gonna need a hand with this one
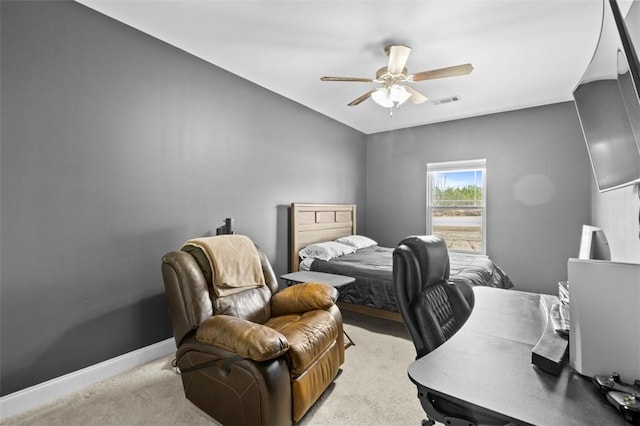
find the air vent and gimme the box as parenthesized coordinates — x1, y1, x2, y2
(431, 95, 461, 105)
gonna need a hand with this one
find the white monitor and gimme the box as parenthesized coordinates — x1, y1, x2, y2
(568, 258, 640, 380)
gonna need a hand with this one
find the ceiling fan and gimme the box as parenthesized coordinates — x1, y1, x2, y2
(321, 44, 473, 115)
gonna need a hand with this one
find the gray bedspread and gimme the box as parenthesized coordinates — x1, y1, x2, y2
(309, 245, 513, 312)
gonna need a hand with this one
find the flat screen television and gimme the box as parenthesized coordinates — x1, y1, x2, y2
(578, 224, 612, 260)
(573, 0, 640, 192)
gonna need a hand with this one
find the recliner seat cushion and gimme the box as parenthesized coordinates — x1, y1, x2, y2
(196, 315, 290, 362)
(265, 310, 338, 375)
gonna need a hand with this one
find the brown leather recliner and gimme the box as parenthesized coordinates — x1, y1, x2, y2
(161, 235, 345, 425)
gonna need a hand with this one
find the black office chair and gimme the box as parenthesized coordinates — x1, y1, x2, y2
(393, 235, 472, 359)
(394, 236, 512, 426)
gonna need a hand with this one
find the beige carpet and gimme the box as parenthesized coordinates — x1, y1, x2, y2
(2, 311, 429, 426)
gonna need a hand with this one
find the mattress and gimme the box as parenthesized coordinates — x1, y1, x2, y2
(308, 245, 514, 312)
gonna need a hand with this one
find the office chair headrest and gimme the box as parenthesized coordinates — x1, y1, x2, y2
(396, 235, 450, 287)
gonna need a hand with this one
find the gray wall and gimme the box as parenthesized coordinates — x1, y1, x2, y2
(365, 102, 592, 295)
(0, 1, 366, 396)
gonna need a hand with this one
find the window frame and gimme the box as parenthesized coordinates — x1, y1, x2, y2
(426, 159, 487, 255)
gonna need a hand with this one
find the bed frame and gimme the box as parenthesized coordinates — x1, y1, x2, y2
(290, 203, 403, 322)
(290, 203, 356, 272)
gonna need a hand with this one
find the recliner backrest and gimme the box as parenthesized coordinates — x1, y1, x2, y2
(161, 243, 278, 347)
(393, 236, 472, 359)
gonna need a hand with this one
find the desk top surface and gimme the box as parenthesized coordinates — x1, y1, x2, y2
(408, 287, 629, 426)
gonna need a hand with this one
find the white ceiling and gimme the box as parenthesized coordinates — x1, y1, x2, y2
(75, 0, 626, 135)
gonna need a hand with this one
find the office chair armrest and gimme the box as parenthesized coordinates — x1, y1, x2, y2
(196, 315, 289, 362)
(271, 282, 338, 316)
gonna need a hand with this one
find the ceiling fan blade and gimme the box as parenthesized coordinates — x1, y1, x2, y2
(411, 63, 474, 82)
(321, 76, 373, 82)
(405, 86, 428, 104)
(348, 90, 374, 106)
(387, 45, 412, 74)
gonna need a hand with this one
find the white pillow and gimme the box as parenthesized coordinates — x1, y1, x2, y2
(335, 235, 377, 250)
(299, 258, 315, 270)
(298, 241, 356, 261)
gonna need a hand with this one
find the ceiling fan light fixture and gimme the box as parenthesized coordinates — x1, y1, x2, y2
(371, 88, 395, 108)
(389, 85, 412, 104)
(371, 85, 411, 108)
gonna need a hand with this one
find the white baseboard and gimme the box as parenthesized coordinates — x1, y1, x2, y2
(0, 338, 176, 421)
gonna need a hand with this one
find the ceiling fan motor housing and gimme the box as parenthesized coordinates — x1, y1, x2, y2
(375, 67, 409, 85)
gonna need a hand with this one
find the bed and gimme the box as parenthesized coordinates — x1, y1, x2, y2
(290, 203, 514, 321)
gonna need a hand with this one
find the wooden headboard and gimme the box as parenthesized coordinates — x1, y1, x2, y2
(290, 203, 356, 272)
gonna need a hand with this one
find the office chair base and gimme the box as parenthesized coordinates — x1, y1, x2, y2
(418, 389, 517, 426)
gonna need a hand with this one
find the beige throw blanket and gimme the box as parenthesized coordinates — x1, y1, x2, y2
(182, 235, 265, 297)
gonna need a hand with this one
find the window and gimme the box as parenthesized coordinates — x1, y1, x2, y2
(427, 159, 486, 254)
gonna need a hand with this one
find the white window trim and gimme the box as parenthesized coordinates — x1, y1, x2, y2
(426, 159, 487, 255)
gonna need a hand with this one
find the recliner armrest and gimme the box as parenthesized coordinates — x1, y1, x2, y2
(196, 315, 289, 362)
(271, 282, 338, 316)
